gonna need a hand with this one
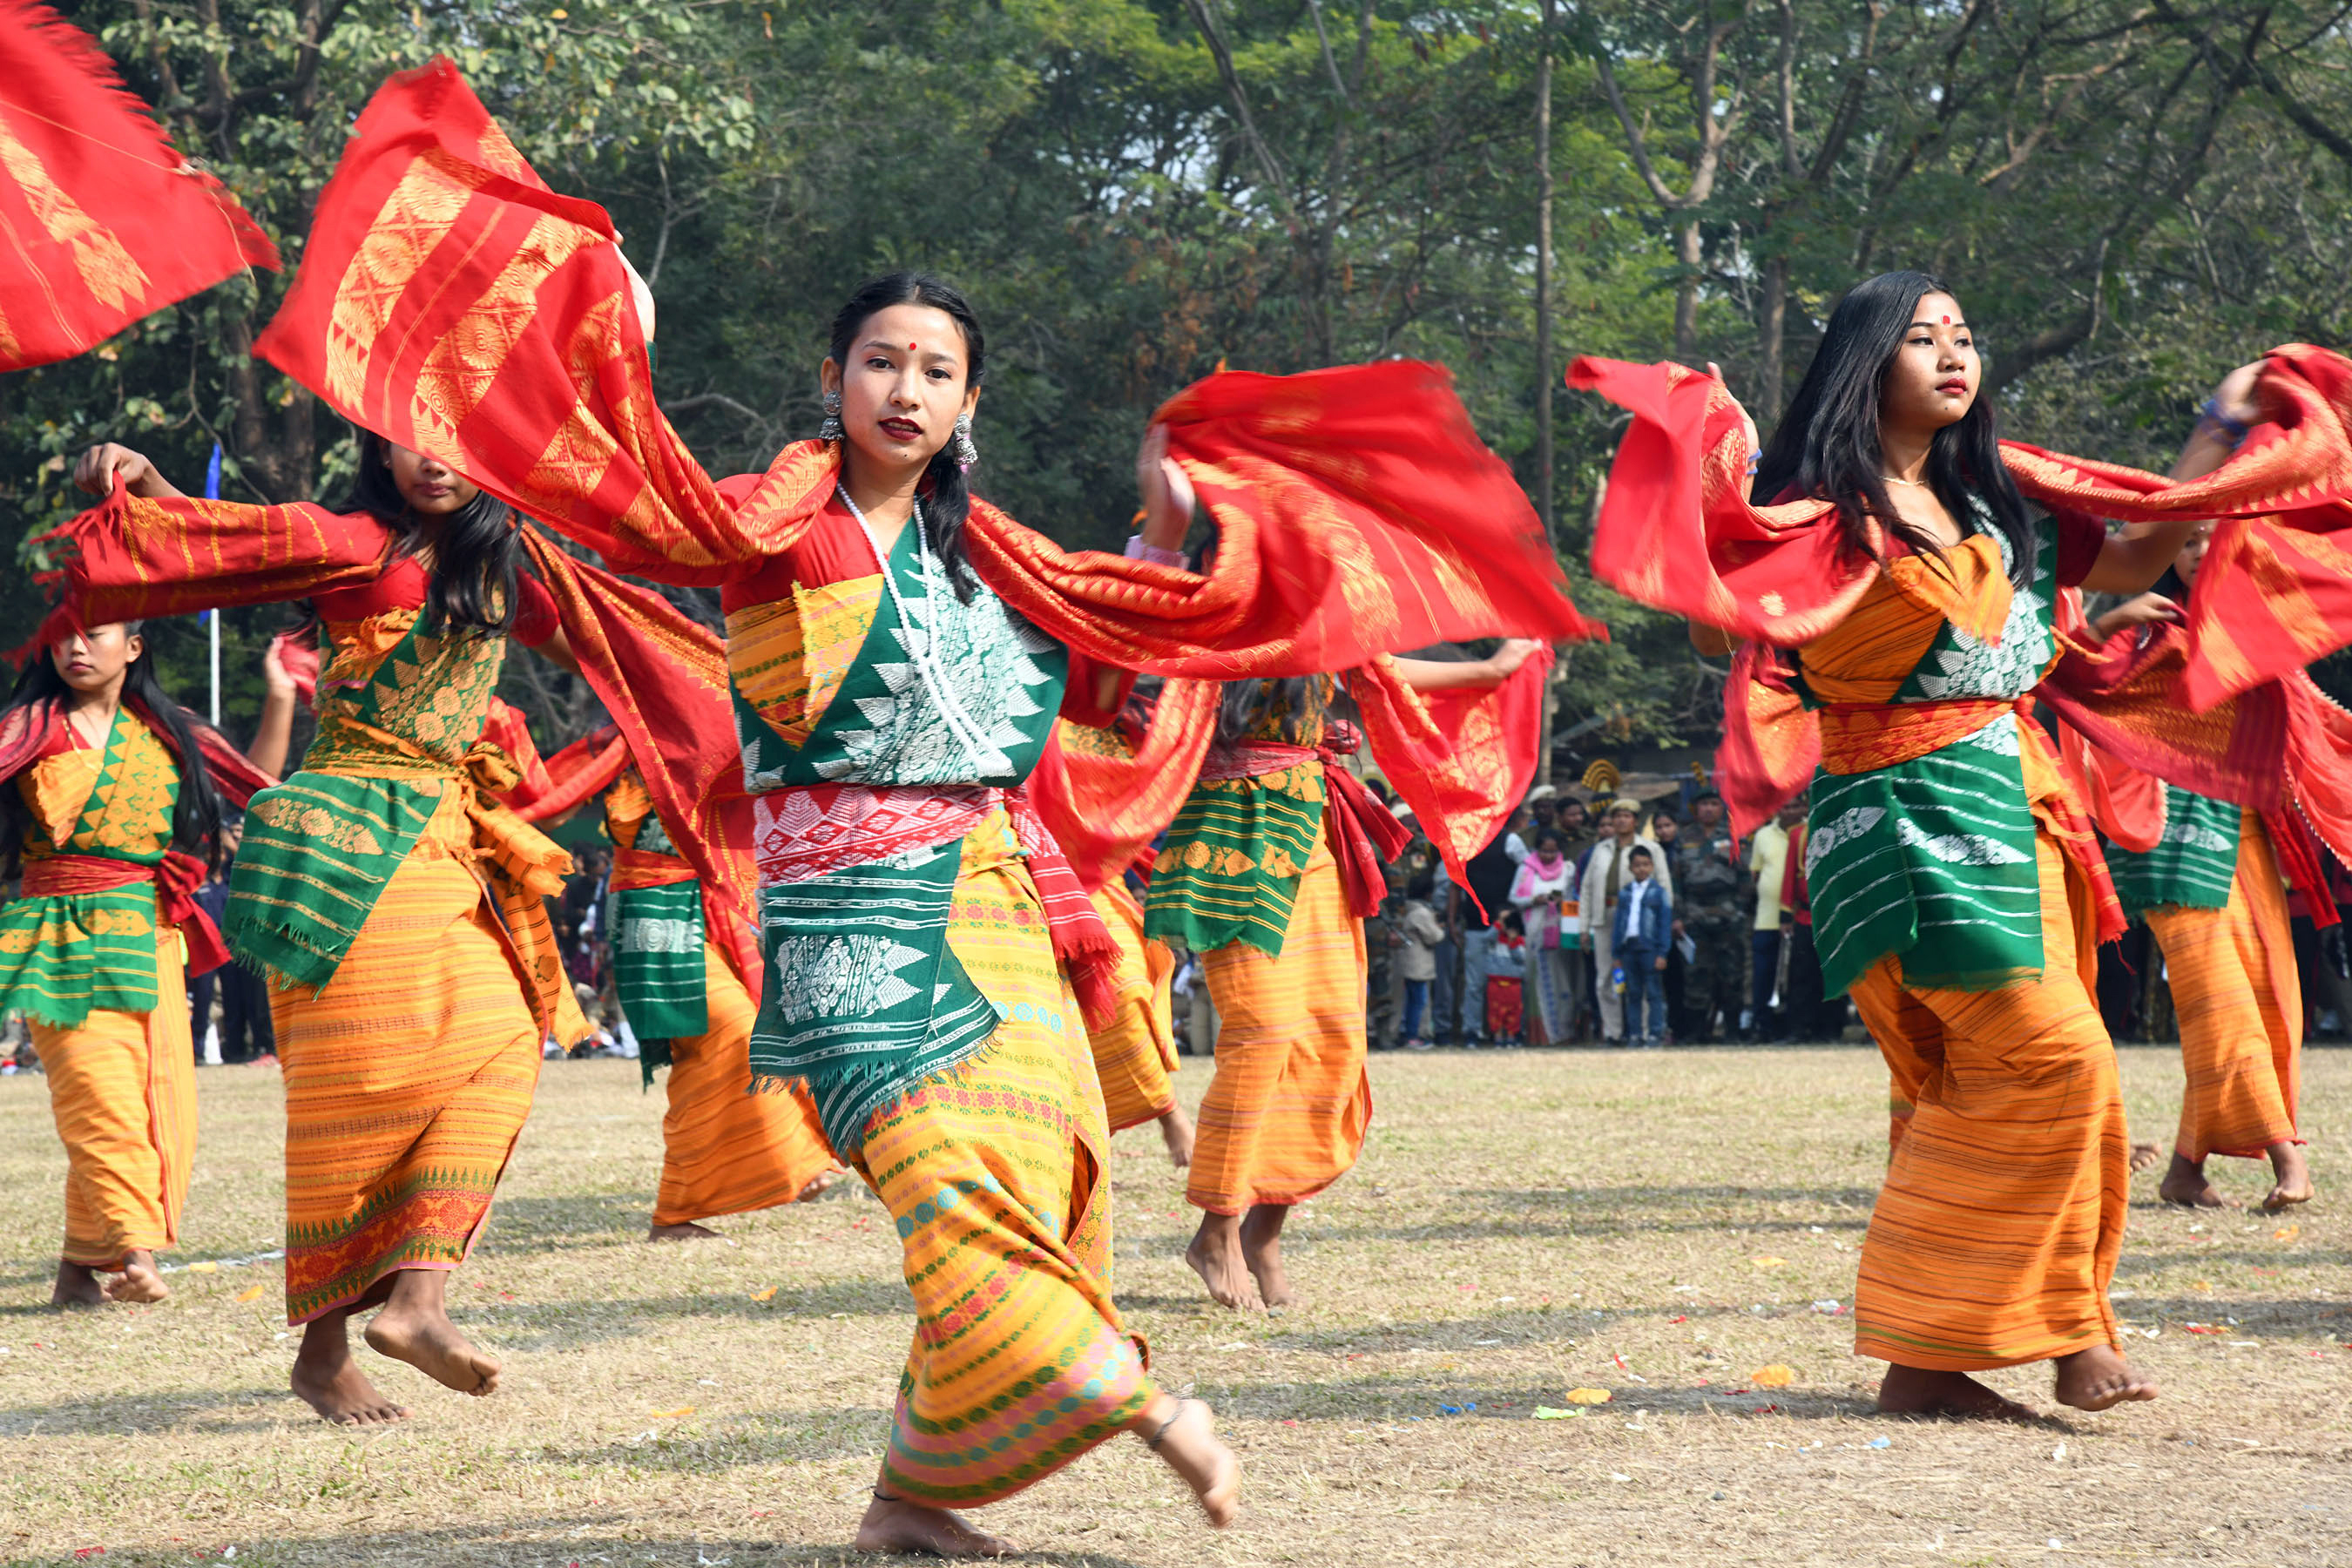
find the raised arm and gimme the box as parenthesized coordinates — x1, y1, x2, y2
(1391, 639, 1544, 693)
(245, 638, 301, 780)
(2077, 362, 2264, 595)
(48, 444, 389, 626)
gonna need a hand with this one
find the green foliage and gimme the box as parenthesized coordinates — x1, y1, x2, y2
(7, 0, 2351, 767)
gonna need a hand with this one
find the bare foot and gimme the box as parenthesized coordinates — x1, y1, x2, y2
(1185, 1214, 1263, 1310)
(2053, 1344, 2159, 1411)
(103, 1250, 170, 1304)
(797, 1170, 841, 1202)
(290, 1315, 411, 1426)
(647, 1220, 722, 1242)
(1876, 1363, 2038, 1421)
(853, 1493, 1015, 1558)
(1138, 1395, 1241, 1526)
(1239, 1203, 1294, 1308)
(50, 1260, 104, 1309)
(2129, 1140, 2163, 1173)
(2261, 1140, 2315, 1211)
(2159, 1152, 2238, 1209)
(363, 1276, 501, 1396)
(1159, 1104, 1196, 1169)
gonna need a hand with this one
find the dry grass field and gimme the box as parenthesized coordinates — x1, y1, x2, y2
(0, 1043, 2346, 1568)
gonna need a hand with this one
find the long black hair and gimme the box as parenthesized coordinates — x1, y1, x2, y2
(1752, 270, 2037, 589)
(827, 271, 986, 601)
(1, 623, 224, 876)
(342, 430, 524, 634)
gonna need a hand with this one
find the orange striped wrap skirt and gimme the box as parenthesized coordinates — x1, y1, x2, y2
(1850, 830, 2126, 1369)
(274, 792, 542, 1324)
(35, 923, 195, 1268)
(1086, 882, 1179, 1133)
(2146, 810, 2301, 1162)
(850, 818, 1153, 1506)
(1188, 840, 1371, 1214)
(652, 940, 837, 1227)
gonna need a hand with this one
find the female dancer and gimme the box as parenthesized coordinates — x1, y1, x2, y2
(1575, 270, 2308, 1418)
(2, 622, 278, 1307)
(2085, 524, 2320, 1212)
(595, 760, 843, 1236)
(61, 435, 639, 1425)
(1511, 827, 1580, 1046)
(1154, 655, 1534, 1310)
(245, 66, 1589, 1540)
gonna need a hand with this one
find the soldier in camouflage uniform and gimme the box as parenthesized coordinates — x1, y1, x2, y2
(1672, 791, 1749, 1043)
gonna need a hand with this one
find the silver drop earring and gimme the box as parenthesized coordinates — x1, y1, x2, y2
(951, 412, 979, 471)
(819, 390, 843, 443)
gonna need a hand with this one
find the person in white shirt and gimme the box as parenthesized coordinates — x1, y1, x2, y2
(1578, 798, 1673, 1044)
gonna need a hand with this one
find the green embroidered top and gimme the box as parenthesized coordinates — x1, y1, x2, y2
(2106, 787, 2240, 916)
(1145, 674, 1336, 957)
(1797, 510, 2092, 998)
(0, 709, 182, 1027)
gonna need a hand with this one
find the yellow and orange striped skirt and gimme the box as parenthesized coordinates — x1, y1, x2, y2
(849, 815, 1153, 1506)
(1188, 838, 1371, 1215)
(1086, 882, 1180, 1133)
(36, 922, 195, 1268)
(1850, 829, 2126, 1369)
(274, 791, 542, 1324)
(652, 941, 837, 1227)
(2146, 811, 2301, 1162)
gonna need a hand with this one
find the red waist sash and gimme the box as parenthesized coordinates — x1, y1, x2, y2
(22, 850, 229, 977)
(1208, 732, 1412, 917)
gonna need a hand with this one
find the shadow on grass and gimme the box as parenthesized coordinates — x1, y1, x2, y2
(28, 1520, 1160, 1566)
(522, 1405, 889, 1471)
(474, 1282, 907, 1352)
(0, 1380, 293, 1437)
(475, 1192, 659, 1247)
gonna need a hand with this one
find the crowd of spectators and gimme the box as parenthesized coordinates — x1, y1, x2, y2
(1362, 782, 1853, 1051)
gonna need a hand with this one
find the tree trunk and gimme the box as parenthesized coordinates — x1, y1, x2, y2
(1673, 219, 1702, 363)
(1534, 0, 1558, 783)
(1759, 253, 1788, 419)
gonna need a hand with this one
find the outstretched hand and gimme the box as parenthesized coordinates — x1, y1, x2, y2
(72, 443, 179, 500)
(1484, 638, 1544, 679)
(2211, 360, 2265, 429)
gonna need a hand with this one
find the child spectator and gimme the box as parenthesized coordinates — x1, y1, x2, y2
(1612, 845, 1673, 1046)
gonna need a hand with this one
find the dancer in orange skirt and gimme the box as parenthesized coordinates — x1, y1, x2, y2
(57, 434, 709, 1426)
(2, 624, 278, 1308)
(2081, 523, 2319, 1213)
(1089, 870, 1193, 1166)
(594, 765, 842, 1237)
(1574, 273, 2352, 1417)
(1152, 654, 1539, 1310)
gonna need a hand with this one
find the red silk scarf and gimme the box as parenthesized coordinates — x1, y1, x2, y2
(0, 2, 277, 370)
(251, 58, 1598, 679)
(1569, 348, 2352, 713)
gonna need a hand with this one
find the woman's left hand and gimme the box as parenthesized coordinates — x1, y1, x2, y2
(2211, 360, 2265, 430)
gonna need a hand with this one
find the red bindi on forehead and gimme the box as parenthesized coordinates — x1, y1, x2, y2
(1940, 314, 1951, 325)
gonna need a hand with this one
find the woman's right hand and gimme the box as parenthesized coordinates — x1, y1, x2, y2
(72, 443, 179, 499)
(2090, 591, 2181, 639)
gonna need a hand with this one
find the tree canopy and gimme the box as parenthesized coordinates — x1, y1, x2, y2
(9, 0, 2351, 764)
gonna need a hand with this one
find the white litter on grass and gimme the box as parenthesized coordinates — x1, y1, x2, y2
(159, 1250, 284, 1276)
(2052, 1443, 2067, 1462)
(1609, 1472, 1632, 1482)
(1475, 1339, 1503, 1347)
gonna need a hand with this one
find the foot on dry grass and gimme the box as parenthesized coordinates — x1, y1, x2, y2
(2129, 1140, 2163, 1173)
(796, 1171, 841, 1202)
(290, 1315, 410, 1426)
(50, 1260, 103, 1308)
(1185, 1213, 1263, 1310)
(1875, 1365, 2038, 1421)
(2053, 1345, 2159, 1411)
(362, 1270, 500, 1396)
(646, 1221, 722, 1241)
(1138, 1394, 1241, 1526)
(2159, 1153, 2238, 1209)
(853, 1492, 1015, 1557)
(2261, 1140, 2314, 1211)
(1159, 1104, 1196, 1169)
(1240, 1202, 1294, 1308)
(102, 1250, 169, 1303)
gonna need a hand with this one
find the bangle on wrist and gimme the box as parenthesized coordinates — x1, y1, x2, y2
(2198, 396, 2250, 447)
